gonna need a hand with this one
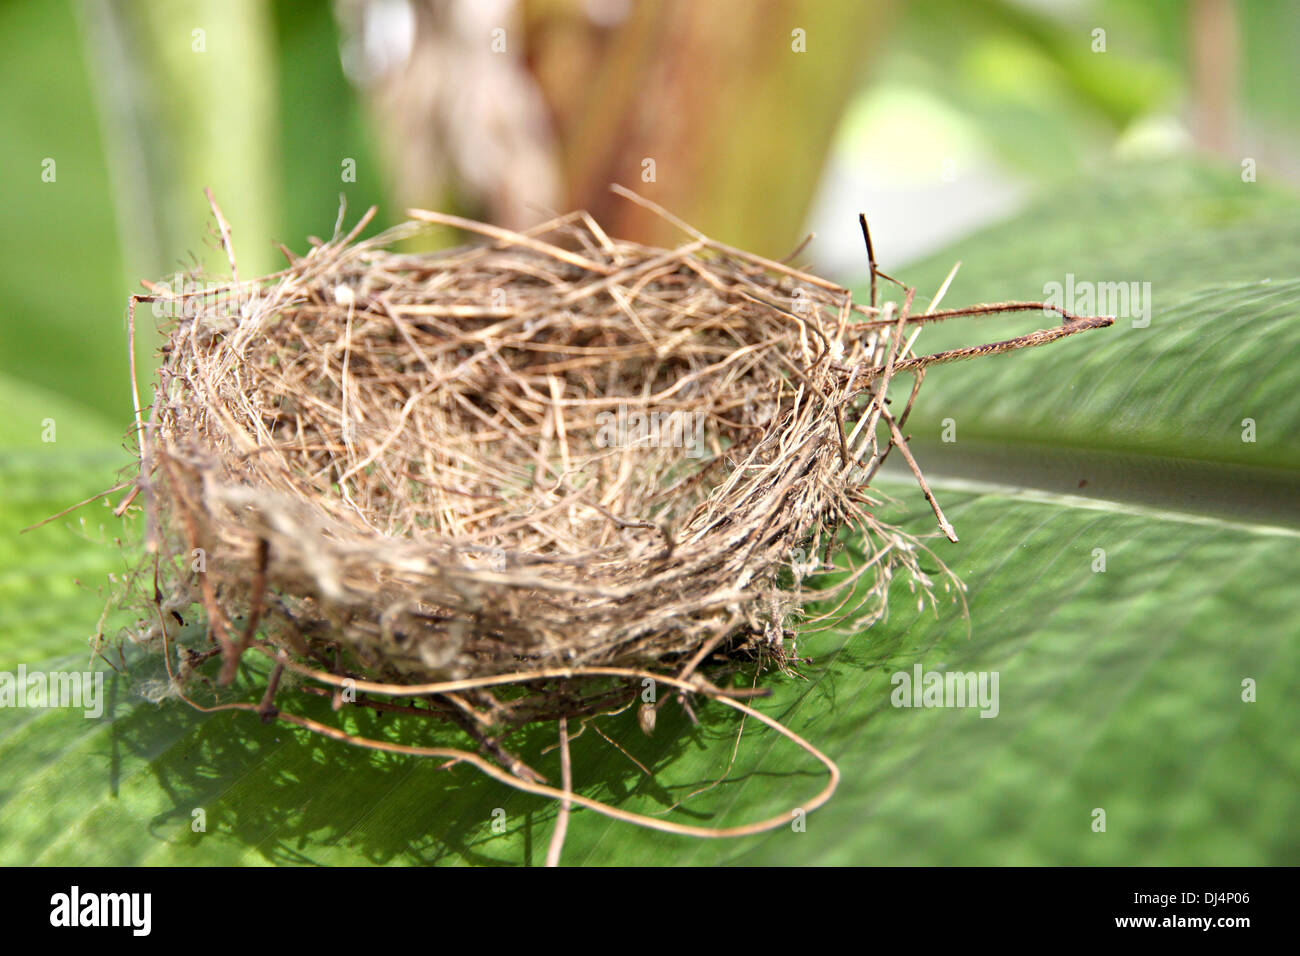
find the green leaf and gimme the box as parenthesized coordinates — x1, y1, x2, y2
(3, 161, 1298, 865)
(889, 162, 1300, 469)
(0, 373, 121, 450)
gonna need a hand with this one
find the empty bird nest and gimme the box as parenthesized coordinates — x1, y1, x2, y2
(110, 186, 1111, 839)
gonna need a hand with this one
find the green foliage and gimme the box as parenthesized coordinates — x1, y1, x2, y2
(0, 0, 383, 425)
(0, 2, 129, 421)
(894, 163, 1300, 469)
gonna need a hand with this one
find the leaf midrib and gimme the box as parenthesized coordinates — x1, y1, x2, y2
(881, 435, 1300, 533)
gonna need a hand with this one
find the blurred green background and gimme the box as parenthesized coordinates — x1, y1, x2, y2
(5, 0, 1298, 443)
(1, 0, 1298, 865)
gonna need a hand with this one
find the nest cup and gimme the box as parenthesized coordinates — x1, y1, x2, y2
(123, 191, 1110, 834)
(136, 196, 953, 726)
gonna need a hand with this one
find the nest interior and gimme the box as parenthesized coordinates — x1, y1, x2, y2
(127, 195, 1109, 731)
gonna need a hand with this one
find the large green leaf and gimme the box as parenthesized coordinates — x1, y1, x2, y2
(2, 161, 1298, 865)
(889, 162, 1300, 469)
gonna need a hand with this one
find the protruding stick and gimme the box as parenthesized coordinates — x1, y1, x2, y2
(545, 716, 572, 867)
(858, 213, 878, 310)
(883, 408, 958, 543)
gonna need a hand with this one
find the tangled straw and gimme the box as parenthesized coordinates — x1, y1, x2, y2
(111, 186, 1112, 851)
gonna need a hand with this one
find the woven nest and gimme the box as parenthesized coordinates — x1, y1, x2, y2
(119, 189, 1110, 835)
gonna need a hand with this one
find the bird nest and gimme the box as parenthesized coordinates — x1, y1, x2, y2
(115, 188, 1111, 840)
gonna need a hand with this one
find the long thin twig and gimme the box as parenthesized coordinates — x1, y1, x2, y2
(545, 716, 572, 867)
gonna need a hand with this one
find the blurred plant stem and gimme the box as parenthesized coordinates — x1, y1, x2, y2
(1190, 0, 1238, 156)
(83, 0, 281, 285)
(522, 0, 895, 255)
